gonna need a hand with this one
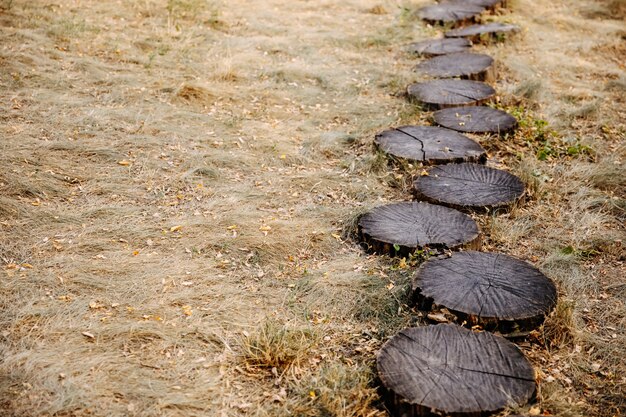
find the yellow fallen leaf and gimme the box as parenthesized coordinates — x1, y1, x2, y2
(170, 225, 183, 232)
(21, 263, 34, 269)
(279, 154, 286, 159)
(117, 160, 131, 166)
(182, 305, 193, 316)
(420, 169, 429, 176)
(132, 250, 139, 256)
(226, 225, 238, 230)
(309, 390, 316, 399)
(259, 225, 271, 232)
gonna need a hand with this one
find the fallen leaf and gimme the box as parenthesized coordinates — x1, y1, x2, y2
(170, 225, 183, 232)
(117, 160, 131, 166)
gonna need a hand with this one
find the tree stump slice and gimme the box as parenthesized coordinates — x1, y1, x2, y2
(412, 163, 525, 209)
(415, 52, 496, 82)
(407, 80, 495, 109)
(433, 106, 518, 134)
(408, 38, 472, 57)
(417, 3, 485, 25)
(374, 126, 487, 165)
(412, 252, 558, 333)
(450, 0, 508, 11)
(445, 22, 521, 41)
(377, 324, 536, 417)
(358, 201, 479, 256)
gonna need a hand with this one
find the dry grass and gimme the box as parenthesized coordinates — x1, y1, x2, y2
(1, 0, 625, 416)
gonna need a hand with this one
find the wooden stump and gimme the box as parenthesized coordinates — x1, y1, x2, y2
(433, 106, 518, 134)
(407, 80, 495, 109)
(374, 126, 487, 165)
(445, 22, 521, 42)
(408, 38, 472, 57)
(358, 201, 479, 256)
(377, 324, 536, 417)
(412, 252, 558, 333)
(415, 52, 496, 82)
(457, 0, 508, 11)
(412, 163, 525, 209)
(417, 3, 485, 25)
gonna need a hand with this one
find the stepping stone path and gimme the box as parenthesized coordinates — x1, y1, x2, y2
(412, 252, 558, 333)
(407, 79, 495, 109)
(355, 0, 555, 415)
(408, 38, 471, 57)
(445, 22, 521, 40)
(377, 324, 536, 417)
(374, 126, 487, 164)
(415, 52, 496, 82)
(417, 3, 485, 25)
(412, 163, 525, 209)
(434, 106, 518, 134)
(358, 201, 479, 256)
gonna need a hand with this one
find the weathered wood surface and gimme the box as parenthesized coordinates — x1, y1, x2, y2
(408, 38, 471, 57)
(445, 22, 520, 39)
(415, 52, 496, 82)
(412, 163, 525, 209)
(412, 251, 558, 333)
(358, 201, 479, 256)
(457, 0, 508, 10)
(417, 3, 485, 24)
(433, 106, 518, 134)
(374, 125, 487, 165)
(377, 324, 536, 417)
(407, 79, 495, 109)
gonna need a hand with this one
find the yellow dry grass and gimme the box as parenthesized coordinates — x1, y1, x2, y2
(0, 0, 624, 416)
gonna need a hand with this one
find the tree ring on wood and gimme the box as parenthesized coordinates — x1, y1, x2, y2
(377, 324, 536, 416)
(408, 38, 472, 57)
(374, 125, 487, 165)
(417, 3, 485, 25)
(433, 106, 518, 134)
(412, 251, 558, 333)
(358, 201, 480, 256)
(412, 163, 525, 209)
(408, 79, 495, 109)
(445, 22, 521, 42)
(415, 52, 496, 82)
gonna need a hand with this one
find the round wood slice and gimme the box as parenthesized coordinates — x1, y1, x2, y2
(417, 3, 485, 25)
(408, 38, 472, 57)
(412, 252, 558, 333)
(415, 52, 496, 82)
(445, 22, 521, 39)
(358, 201, 479, 256)
(433, 106, 518, 134)
(374, 126, 487, 165)
(377, 324, 536, 416)
(407, 79, 495, 109)
(413, 163, 525, 209)
(446, 0, 507, 10)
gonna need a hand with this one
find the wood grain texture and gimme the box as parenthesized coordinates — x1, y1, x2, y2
(358, 201, 479, 256)
(415, 52, 496, 82)
(417, 3, 485, 24)
(412, 252, 558, 333)
(374, 125, 487, 165)
(433, 106, 518, 134)
(445, 22, 520, 38)
(377, 324, 536, 417)
(408, 79, 495, 109)
(408, 38, 471, 57)
(412, 163, 525, 209)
